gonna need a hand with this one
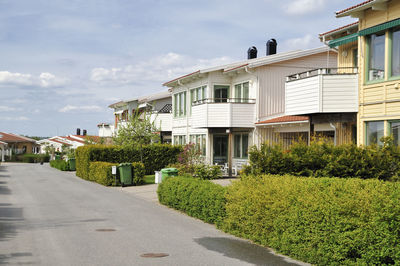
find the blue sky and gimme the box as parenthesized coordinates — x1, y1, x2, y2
(0, 0, 360, 137)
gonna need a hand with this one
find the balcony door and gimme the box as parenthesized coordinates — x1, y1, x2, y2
(214, 85, 229, 103)
(213, 135, 228, 164)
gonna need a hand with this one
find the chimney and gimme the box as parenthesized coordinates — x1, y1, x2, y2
(266, 39, 277, 56)
(76, 128, 81, 135)
(83, 129, 87, 136)
(247, 46, 257, 59)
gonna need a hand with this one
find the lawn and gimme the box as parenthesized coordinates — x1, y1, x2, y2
(144, 175, 155, 184)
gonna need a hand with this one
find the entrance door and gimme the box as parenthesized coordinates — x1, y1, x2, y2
(213, 135, 228, 164)
(214, 85, 229, 103)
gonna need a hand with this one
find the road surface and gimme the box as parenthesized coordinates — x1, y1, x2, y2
(0, 163, 306, 266)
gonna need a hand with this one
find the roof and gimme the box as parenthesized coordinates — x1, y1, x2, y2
(47, 138, 72, 146)
(163, 46, 334, 87)
(336, 0, 388, 17)
(319, 22, 359, 39)
(0, 132, 37, 143)
(256, 115, 309, 125)
(0, 140, 7, 145)
(108, 101, 126, 108)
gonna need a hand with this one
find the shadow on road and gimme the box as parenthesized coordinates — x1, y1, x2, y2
(194, 237, 302, 266)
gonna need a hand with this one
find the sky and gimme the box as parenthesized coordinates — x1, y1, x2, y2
(0, 0, 361, 137)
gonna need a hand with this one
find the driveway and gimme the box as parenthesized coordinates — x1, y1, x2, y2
(0, 163, 307, 266)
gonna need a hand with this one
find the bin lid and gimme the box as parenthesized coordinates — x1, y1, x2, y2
(119, 163, 132, 166)
(161, 168, 178, 173)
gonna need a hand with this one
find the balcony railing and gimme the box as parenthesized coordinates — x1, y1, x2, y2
(192, 98, 256, 105)
(286, 67, 358, 82)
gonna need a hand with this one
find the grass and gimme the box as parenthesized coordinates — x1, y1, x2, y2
(144, 175, 155, 184)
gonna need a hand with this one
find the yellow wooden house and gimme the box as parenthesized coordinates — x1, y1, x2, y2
(336, 0, 400, 145)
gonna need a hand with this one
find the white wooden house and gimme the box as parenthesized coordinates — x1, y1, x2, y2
(164, 46, 337, 175)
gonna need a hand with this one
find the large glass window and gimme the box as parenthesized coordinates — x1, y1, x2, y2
(368, 33, 386, 81)
(173, 91, 186, 117)
(173, 135, 186, 145)
(189, 134, 206, 155)
(366, 121, 384, 146)
(214, 85, 229, 103)
(390, 121, 400, 145)
(392, 28, 400, 77)
(190, 86, 207, 114)
(234, 134, 249, 158)
(234, 82, 249, 103)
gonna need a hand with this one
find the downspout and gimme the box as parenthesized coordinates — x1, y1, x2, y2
(330, 122, 337, 146)
(245, 65, 259, 154)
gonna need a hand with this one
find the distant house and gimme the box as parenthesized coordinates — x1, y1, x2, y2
(108, 90, 172, 143)
(37, 134, 91, 154)
(97, 123, 114, 137)
(0, 132, 39, 160)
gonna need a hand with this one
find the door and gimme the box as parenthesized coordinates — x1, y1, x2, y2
(213, 135, 228, 164)
(214, 85, 229, 103)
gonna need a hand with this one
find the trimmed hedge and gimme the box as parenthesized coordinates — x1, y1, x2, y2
(157, 177, 226, 225)
(223, 175, 400, 265)
(76, 144, 182, 179)
(245, 139, 400, 180)
(50, 159, 69, 171)
(88, 161, 146, 186)
(21, 154, 50, 163)
(88, 162, 118, 185)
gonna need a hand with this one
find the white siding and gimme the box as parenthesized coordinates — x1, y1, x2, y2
(286, 76, 320, 115)
(321, 75, 358, 113)
(151, 113, 172, 132)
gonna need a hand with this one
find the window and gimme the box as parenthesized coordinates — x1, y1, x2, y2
(368, 32, 385, 81)
(391, 27, 400, 77)
(173, 135, 186, 145)
(173, 91, 186, 117)
(214, 85, 229, 103)
(190, 86, 207, 113)
(189, 134, 206, 155)
(366, 121, 384, 146)
(352, 48, 358, 68)
(390, 121, 400, 145)
(234, 82, 249, 103)
(234, 134, 249, 159)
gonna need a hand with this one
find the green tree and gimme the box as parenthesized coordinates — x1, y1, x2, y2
(113, 110, 161, 160)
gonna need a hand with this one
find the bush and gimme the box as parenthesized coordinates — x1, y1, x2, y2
(132, 162, 145, 185)
(89, 162, 118, 186)
(194, 164, 222, 180)
(246, 138, 400, 180)
(75, 144, 182, 179)
(50, 159, 69, 171)
(21, 154, 50, 163)
(157, 176, 227, 225)
(223, 175, 400, 265)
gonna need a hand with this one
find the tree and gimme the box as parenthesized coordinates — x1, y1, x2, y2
(113, 109, 161, 148)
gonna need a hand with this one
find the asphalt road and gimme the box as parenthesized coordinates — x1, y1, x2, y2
(0, 163, 306, 266)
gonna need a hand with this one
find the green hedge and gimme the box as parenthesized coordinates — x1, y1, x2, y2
(88, 161, 145, 186)
(223, 175, 400, 265)
(50, 159, 69, 171)
(76, 144, 182, 179)
(21, 154, 50, 163)
(245, 139, 400, 180)
(157, 177, 226, 225)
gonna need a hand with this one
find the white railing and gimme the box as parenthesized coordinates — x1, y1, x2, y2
(286, 67, 358, 82)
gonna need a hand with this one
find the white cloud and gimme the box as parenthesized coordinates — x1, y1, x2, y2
(58, 105, 102, 113)
(284, 0, 326, 15)
(0, 106, 19, 112)
(0, 71, 67, 88)
(0, 116, 28, 121)
(89, 52, 233, 85)
(281, 34, 315, 51)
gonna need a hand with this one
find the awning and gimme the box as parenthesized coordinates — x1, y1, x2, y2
(329, 32, 359, 47)
(114, 110, 124, 115)
(359, 18, 400, 36)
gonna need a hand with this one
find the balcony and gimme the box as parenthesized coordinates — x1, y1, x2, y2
(285, 68, 358, 116)
(150, 113, 172, 132)
(191, 98, 256, 128)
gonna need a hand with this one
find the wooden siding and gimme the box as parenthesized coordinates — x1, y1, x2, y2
(360, 1, 400, 30)
(286, 76, 320, 115)
(338, 42, 358, 70)
(151, 113, 172, 132)
(256, 52, 337, 121)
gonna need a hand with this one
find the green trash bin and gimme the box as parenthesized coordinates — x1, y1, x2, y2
(160, 168, 178, 181)
(118, 163, 132, 186)
(68, 158, 76, 171)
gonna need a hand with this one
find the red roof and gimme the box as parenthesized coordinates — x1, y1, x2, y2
(319, 22, 359, 37)
(62, 136, 86, 144)
(256, 115, 309, 125)
(336, 0, 374, 15)
(0, 132, 36, 143)
(48, 138, 72, 146)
